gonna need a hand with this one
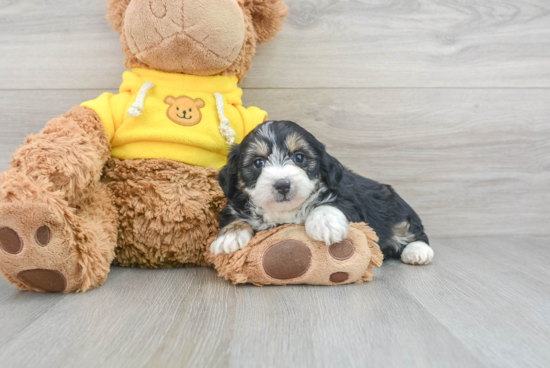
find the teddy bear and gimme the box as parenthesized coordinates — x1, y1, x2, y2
(0, 0, 383, 293)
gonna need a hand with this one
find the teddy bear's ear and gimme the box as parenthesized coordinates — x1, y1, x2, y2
(245, 0, 289, 44)
(106, 0, 133, 32)
(194, 99, 205, 108)
(164, 96, 176, 105)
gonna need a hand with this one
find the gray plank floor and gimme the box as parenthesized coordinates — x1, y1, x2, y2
(1, 0, 549, 367)
(1, 237, 549, 368)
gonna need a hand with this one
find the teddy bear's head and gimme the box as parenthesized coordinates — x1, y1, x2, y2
(107, 0, 288, 80)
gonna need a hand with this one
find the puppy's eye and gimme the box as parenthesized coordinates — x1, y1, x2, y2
(253, 158, 265, 169)
(176, 107, 179, 110)
(294, 153, 305, 164)
(189, 108, 192, 112)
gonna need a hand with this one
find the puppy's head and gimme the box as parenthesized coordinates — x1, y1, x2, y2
(219, 121, 344, 213)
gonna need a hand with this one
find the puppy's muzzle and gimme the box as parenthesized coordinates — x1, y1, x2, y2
(273, 179, 291, 195)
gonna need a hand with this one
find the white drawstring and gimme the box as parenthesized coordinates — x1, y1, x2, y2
(214, 92, 236, 146)
(127, 81, 155, 118)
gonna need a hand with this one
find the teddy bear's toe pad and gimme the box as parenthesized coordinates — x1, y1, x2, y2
(35, 226, 51, 247)
(262, 240, 312, 280)
(329, 272, 349, 283)
(0, 202, 81, 292)
(328, 240, 355, 260)
(17, 269, 67, 292)
(0, 227, 23, 254)
(0, 225, 52, 255)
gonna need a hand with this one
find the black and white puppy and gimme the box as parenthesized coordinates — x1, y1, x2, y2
(211, 120, 434, 265)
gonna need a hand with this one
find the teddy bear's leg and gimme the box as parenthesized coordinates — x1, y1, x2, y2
(103, 158, 226, 269)
(210, 223, 384, 286)
(0, 107, 118, 292)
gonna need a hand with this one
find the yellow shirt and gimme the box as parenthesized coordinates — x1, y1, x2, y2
(81, 68, 267, 169)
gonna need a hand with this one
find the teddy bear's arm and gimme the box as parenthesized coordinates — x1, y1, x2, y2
(235, 105, 269, 136)
(81, 91, 133, 141)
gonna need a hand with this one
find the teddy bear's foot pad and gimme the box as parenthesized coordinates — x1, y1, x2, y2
(17, 269, 67, 292)
(262, 240, 356, 284)
(0, 203, 80, 292)
(0, 225, 66, 291)
(211, 223, 384, 286)
(262, 240, 312, 280)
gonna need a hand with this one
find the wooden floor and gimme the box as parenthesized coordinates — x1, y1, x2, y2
(1, 0, 549, 367)
(1, 237, 549, 368)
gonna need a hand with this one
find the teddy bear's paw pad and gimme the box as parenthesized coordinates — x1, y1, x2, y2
(0, 227, 23, 254)
(0, 225, 52, 255)
(262, 240, 312, 280)
(17, 269, 67, 293)
(329, 272, 349, 283)
(35, 226, 51, 247)
(0, 202, 80, 292)
(328, 240, 355, 260)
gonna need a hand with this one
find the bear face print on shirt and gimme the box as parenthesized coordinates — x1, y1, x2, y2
(164, 96, 206, 126)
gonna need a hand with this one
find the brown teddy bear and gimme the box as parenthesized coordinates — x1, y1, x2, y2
(0, 0, 383, 293)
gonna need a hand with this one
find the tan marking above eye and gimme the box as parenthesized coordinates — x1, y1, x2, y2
(285, 133, 307, 153)
(249, 140, 269, 158)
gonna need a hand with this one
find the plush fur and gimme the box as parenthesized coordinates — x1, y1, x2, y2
(215, 121, 434, 264)
(104, 158, 226, 268)
(9, 106, 111, 206)
(0, 107, 118, 292)
(209, 222, 383, 286)
(0, 0, 288, 292)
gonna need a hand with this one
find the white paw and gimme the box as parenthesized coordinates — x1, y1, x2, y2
(210, 230, 253, 255)
(305, 205, 349, 245)
(401, 241, 434, 265)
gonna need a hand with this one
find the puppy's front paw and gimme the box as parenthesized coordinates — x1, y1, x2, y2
(211, 221, 254, 255)
(211, 230, 252, 255)
(305, 206, 349, 246)
(401, 241, 434, 265)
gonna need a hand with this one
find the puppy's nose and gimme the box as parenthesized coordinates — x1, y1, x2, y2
(274, 179, 291, 195)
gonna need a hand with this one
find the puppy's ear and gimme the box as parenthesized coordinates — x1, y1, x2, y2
(218, 145, 241, 200)
(320, 149, 344, 190)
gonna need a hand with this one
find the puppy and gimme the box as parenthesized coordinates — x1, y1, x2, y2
(211, 121, 434, 265)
